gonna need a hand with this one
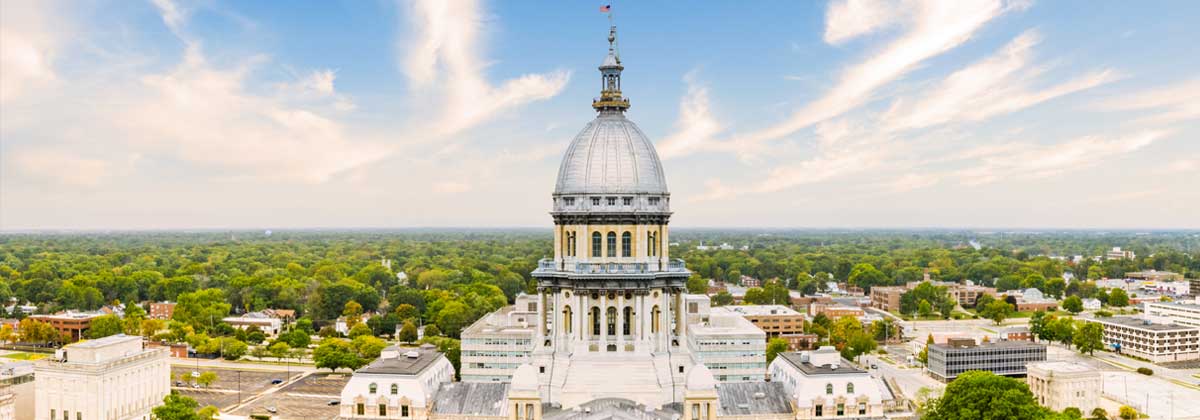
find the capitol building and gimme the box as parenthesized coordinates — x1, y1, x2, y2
(339, 24, 905, 420)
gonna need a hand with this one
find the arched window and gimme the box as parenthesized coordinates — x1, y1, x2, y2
(647, 232, 658, 257)
(621, 232, 631, 257)
(391, 384, 398, 395)
(607, 307, 617, 335)
(606, 232, 617, 257)
(825, 383, 833, 395)
(623, 306, 633, 335)
(592, 232, 602, 257)
(592, 307, 601, 335)
(369, 383, 378, 394)
(847, 382, 854, 394)
(563, 306, 573, 334)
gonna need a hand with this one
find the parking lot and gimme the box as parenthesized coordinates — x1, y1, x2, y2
(170, 366, 301, 410)
(230, 372, 348, 419)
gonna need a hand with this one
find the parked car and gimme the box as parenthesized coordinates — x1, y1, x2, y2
(265, 406, 278, 414)
(327, 400, 341, 406)
(174, 381, 184, 387)
(270, 379, 284, 385)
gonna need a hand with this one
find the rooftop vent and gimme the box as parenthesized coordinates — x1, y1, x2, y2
(830, 363, 839, 370)
(404, 351, 420, 359)
(753, 392, 766, 399)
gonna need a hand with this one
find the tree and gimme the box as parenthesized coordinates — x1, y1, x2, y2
(1050, 317, 1076, 348)
(220, 337, 248, 360)
(153, 394, 201, 420)
(196, 371, 217, 388)
(394, 304, 420, 322)
(1089, 408, 1108, 420)
(1108, 288, 1129, 307)
(848, 263, 888, 292)
(179, 372, 194, 386)
(173, 289, 232, 333)
(1073, 322, 1103, 355)
(980, 300, 1013, 325)
(923, 371, 1049, 420)
(314, 338, 366, 372)
(343, 300, 364, 327)
(974, 293, 995, 309)
(918, 334, 933, 364)
(1062, 296, 1083, 314)
(1045, 278, 1066, 299)
(18, 319, 62, 344)
(1118, 406, 1137, 420)
(352, 335, 387, 359)
(1062, 407, 1082, 419)
(0, 325, 13, 344)
(686, 275, 708, 294)
(348, 322, 373, 338)
(279, 329, 312, 349)
(918, 300, 933, 318)
(711, 291, 733, 306)
(423, 324, 442, 338)
(398, 319, 419, 343)
(197, 406, 219, 420)
(250, 345, 270, 360)
(269, 342, 291, 362)
(87, 314, 123, 339)
(937, 299, 956, 320)
(1030, 311, 1047, 341)
(434, 300, 472, 337)
(766, 338, 788, 363)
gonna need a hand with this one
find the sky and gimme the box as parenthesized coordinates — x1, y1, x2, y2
(1, 0, 1198, 231)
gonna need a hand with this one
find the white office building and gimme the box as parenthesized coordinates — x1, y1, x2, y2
(34, 334, 169, 420)
(339, 344, 456, 419)
(768, 346, 895, 419)
(1090, 316, 1200, 362)
(1026, 361, 1101, 414)
(688, 308, 767, 382)
(1144, 301, 1200, 328)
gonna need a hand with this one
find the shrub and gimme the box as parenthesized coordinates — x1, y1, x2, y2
(1136, 367, 1153, 376)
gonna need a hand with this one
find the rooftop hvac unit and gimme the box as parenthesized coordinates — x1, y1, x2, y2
(404, 351, 420, 359)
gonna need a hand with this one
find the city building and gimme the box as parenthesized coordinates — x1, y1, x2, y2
(808, 303, 864, 319)
(689, 309, 767, 382)
(221, 311, 283, 335)
(719, 305, 806, 340)
(1013, 288, 1059, 312)
(1003, 326, 1032, 342)
(780, 333, 820, 351)
(34, 334, 169, 420)
(338, 344, 457, 419)
(926, 339, 1047, 382)
(1026, 361, 1101, 414)
(948, 284, 996, 307)
(1106, 247, 1135, 260)
(1082, 298, 1102, 311)
(0, 361, 34, 420)
(1143, 300, 1200, 327)
(869, 287, 905, 312)
(147, 302, 175, 320)
(459, 296, 536, 383)
(29, 311, 104, 342)
(769, 346, 898, 419)
(1089, 316, 1200, 362)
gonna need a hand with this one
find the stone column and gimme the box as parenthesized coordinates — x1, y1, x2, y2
(675, 290, 685, 337)
(617, 294, 625, 350)
(635, 294, 643, 342)
(578, 294, 585, 341)
(535, 291, 545, 347)
(600, 293, 608, 346)
(660, 290, 670, 350)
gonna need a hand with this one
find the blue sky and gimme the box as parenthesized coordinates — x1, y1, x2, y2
(1, 0, 1198, 230)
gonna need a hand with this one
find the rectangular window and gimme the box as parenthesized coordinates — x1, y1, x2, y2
(356, 403, 365, 416)
(649, 197, 660, 205)
(815, 405, 822, 417)
(591, 197, 601, 206)
(564, 197, 575, 206)
(379, 404, 387, 416)
(837, 403, 844, 416)
(859, 403, 866, 415)
(402, 405, 409, 417)
(622, 197, 632, 206)
(606, 197, 617, 205)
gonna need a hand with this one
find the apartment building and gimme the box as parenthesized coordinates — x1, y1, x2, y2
(1089, 316, 1200, 363)
(926, 339, 1047, 382)
(869, 287, 905, 312)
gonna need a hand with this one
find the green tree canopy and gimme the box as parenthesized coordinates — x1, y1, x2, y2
(923, 371, 1051, 420)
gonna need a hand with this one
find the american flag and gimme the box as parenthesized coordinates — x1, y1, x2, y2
(600, 5, 611, 13)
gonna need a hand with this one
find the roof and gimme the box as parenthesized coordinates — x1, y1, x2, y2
(715, 382, 793, 416)
(777, 352, 866, 376)
(554, 114, 668, 195)
(432, 382, 509, 416)
(356, 347, 443, 376)
(69, 333, 141, 349)
(721, 305, 802, 317)
(1095, 316, 1198, 331)
(930, 340, 1046, 352)
(1026, 361, 1096, 374)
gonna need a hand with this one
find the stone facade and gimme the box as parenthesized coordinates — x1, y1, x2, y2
(34, 334, 169, 420)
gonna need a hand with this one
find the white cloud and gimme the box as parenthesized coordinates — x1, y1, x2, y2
(953, 131, 1167, 185)
(883, 30, 1118, 131)
(729, 0, 1020, 151)
(1098, 78, 1200, 125)
(432, 181, 472, 194)
(12, 150, 115, 187)
(0, 1, 61, 104)
(401, 0, 570, 136)
(658, 71, 724, 160)
(824, 0, 907, 45)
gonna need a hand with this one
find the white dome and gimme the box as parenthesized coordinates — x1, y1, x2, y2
(511, 364, 539, 392)
(685, 364, 716, 391)
(554, 114, 669, 195)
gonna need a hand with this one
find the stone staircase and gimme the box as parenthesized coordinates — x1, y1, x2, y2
(558, 353, 666, 409)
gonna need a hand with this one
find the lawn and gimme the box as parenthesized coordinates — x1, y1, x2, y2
(2, 352, 47, 361)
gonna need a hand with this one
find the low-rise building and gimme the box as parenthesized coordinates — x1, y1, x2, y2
(949, 284, 996, 307)
(34, 334, 170, 420)
(222, 311, 283, 335)
(769, 347, 897, 419)
(1127, 270, 1183, 282)
(1004, 326, 1032, 342)
(690, 308, 767, 382)
(869, 287, 905, 312)
(1082, 298, 1102, 311)
(1106, 247, 1135, 260)
(339, 344, 457, 419)
(926, 339, 1046, 382)
(808, 303, 864, 319)
(780, 333, 820, 351)
(1143, 300, 1200, 328)
(1089, 316, 1200, 362)
(148, 302, 175, 320)
(719, 305, 806, 340)
(1026, 361, 1101, 414)
(29, 311, 105, 342)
